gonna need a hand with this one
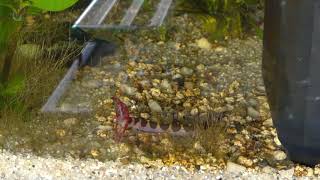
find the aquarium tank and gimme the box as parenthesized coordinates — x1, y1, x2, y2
(1, 0, 320, 179)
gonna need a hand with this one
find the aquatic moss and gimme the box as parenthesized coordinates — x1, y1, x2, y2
(179, 0, 264, 40)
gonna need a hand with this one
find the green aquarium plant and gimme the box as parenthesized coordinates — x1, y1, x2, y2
(180, 0, 263, 40)
(0, 0, 79, 109)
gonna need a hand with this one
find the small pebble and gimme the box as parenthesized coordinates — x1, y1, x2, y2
(306, 167, 314, 176)
(190, 108, 199, 116)
(180, 67, 194, 76)
(140, 113, 150, 119)
(97, 125, 113, 131)
(263, 118, 273, 127)
(184, 82, 194, 90)
(193, 141, 206, 153)
(274, 136, 282, 146)
(248, 98, 259, 107)
(257, 85, 266, 92)
(160, 79, 172, 91)
(279, 168, 294, 179)
(262, 166, 276, 174)
(225, 161, 246, 174)
(247, 107, 260, 119)
(120, 84, 137, 96)
(237, 156, 253, 167)
(273, 150, 287, 161)
(196, 38, 211, 50)
(82, 80, 102, 89)
(196, 64, 205, 72)
(148, 100, 162, 113)
(63, 118, 79, 127)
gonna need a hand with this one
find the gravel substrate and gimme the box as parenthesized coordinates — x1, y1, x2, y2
(0, 150, 309, 180)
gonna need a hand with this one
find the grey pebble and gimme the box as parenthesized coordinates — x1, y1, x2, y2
(63, 118, 79, 127)
(247, 98, 259, 107)
(82, 80, 102, 89)
(180, 67, 194, 76)
(247, 107, 260, 119)
(148, 100, 163, 113)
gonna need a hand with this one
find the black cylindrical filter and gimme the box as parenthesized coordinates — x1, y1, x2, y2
(263, 0, 320, 165)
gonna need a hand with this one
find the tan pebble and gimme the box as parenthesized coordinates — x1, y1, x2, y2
(183, 102, 192, 108)
(263, 118, 273, 127)
(90, 149, 100, 158)
(119, 143, 131, 154)
(184, 89, 194, 97)
(135, 93, 143, 100)
(56, 129, 66, 137)
(96, 116, 107, 122)
(128, 61, 137, 67)
(262, 166, 276, 174)
(274, 136, 282, 146)
(196, 158, 205, 166)
(96, 130, 107, 138)
(196, 64, 205, 71)
(226, 128, 237, 134)
(196, 38, 211, 50)
(233, 140, 242, 147)
(215, 47, 225, 52)
(184, 82, 194, 89)
(63, 118, 79, 127)
(105, 98, 113, 104)
(148, 100, 162, 112)
(266, 143, 276, 150)
(107, 116, 114, 122)
(152, 79, 161, 86)
(193, 141, 206, 153)
(225, 161, 246, 174)
(44, 14, 50, 19)
(140, 156, 151, 164)
(128, 136, 137, 142)
(314, 165, 320, 175)
(273, 150, 287, 161)
(151, 135, 159, 143)
(198, 105, 207, 112)
(294, 166, 305, 176)
(237, 156, 253, 167)
(174, 43, 181, 49)
(225, 97, 235, 104)
(140, 113, 150, 119)
(176, 92, 184, 99)
(306, 167, 314, 176)
(150, 88, 161, 97)
(190, 108, 199, 116)
(160, 138, 171, 146)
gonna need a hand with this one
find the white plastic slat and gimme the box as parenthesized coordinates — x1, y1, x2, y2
(41, 59, 79, 112)
(120, 0, 144, 26)
(73, 0, 99, 27)
(97, 0, 119, 25)
(74, 0, 173, 30)
(73, 0, 118, 26)
(149, 0, 172, 27)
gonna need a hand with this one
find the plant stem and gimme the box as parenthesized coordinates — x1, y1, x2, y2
(0, 35, 18, 85)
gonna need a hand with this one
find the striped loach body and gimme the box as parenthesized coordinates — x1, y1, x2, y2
(112, 96, 196, 139)
(123, 117, 192, 136)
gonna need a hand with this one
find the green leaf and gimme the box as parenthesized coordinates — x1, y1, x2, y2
(26, 6, 43, 15)
(1, 74, 25, 97)
(0, 20, 19, 53)
(30, 0, 79, 11)
(0, 16, 21, 53)
(0, 6, 12, 17)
